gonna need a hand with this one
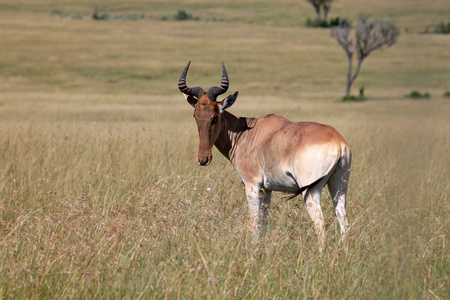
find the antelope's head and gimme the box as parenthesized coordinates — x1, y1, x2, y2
(178, 61, 238, 166)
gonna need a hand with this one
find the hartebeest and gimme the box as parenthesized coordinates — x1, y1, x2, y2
(178, 61, 351, 243)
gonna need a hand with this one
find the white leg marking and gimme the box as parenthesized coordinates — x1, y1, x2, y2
(303, 185, 326, 245)
(328, 168, 350, 241)
(335, 194, 348, 238)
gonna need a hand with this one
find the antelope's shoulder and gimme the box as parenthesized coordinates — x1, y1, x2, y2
(255, 114, 291, 127)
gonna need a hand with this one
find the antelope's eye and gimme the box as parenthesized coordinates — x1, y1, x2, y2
(211, 116, 218, 124)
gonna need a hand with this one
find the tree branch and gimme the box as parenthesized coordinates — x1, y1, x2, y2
(331, 15, 399, 97)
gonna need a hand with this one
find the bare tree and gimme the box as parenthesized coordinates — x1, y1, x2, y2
(305, 0, 334, 23)
(322, 0, 332, 23)
(332, 15, 400, 97)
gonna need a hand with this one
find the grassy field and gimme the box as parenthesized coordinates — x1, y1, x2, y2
(0, 0, 449, 299)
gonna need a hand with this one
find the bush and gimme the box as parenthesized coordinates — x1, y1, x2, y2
(342, 95, 364, 101)
(329, 17, 343, 27)
(342, 95, 365, 102)
(306, 18, 329, 28)
(359, 86, 365, 98)
(405, 91, 430, 99)
(175, 10, 198, 21)
(434, 21, 450, 34)
(341, 86, 365, 102)
(306, 17, 348, 28)
(443, 91, 450, 98)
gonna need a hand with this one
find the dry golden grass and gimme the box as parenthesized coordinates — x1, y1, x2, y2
(0, 0, 449, 298)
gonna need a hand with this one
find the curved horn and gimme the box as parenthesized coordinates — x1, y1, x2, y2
(206, 62, 229, 102)
(178, 61, 204, 99)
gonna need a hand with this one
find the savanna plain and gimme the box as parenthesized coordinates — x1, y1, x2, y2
(0, 0, 449, 298)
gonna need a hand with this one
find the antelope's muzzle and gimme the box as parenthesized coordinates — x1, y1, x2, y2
(197, 153, 212, 166)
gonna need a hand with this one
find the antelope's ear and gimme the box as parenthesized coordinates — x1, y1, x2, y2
(184, 94, 198, 108)
(218, 91, 238, 113)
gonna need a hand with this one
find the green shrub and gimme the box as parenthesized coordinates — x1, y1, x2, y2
(443, 91, 450, 98)
(405, 91, 430, 99)
(306, 17, 348, 28)
(306, 18, 329, 28)
(175, 10, 198, 21)
(434, 21, 450, 34)
(342, 86, 365, 101)
(359, 86, 365, 98)
(329, 17, 343, 27)
(342, 95, 365, 102)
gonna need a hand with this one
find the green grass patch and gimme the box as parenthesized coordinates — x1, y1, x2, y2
(342, 95, 365, 101)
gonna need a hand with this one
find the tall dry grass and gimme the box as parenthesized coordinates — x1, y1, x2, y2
(1, 94, 448, 298)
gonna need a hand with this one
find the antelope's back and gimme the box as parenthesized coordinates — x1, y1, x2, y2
(254, 114, 349, 188)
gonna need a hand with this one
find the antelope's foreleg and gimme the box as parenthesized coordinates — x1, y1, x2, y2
(245, 185, 272, 237)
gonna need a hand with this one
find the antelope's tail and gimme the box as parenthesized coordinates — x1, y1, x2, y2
(285, 175, 326, 200)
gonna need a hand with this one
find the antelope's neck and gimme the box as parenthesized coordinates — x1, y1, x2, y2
(214, 111, 255, 162)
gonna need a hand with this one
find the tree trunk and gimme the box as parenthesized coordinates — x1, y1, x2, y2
(345, 54, 353, 97)
(314, 4, 321, 22)
(346, 57, 363, 97)
(323, 6, 329, 23)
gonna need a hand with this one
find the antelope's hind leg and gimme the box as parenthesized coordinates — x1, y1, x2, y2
(328, 166, 350, 241)
(245, 185, 272, 238)
(302, 179, 328, 245)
